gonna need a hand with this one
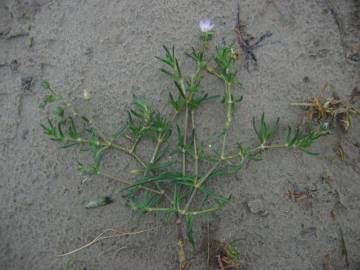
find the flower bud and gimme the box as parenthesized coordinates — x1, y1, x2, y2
(130, 168, 143, 176)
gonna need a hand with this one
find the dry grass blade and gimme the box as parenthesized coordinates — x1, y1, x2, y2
(57, 226, 161, 257)
(339, 227, 350, 269)
(292, 85, 360, 131)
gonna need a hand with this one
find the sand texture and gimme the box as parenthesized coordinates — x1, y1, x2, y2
(1, 0, 360, 269)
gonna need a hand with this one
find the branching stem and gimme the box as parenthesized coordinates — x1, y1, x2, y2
(183, 160, 221, 211)
(183, 82, 232, 211)
(150, 135, 163, 164)
(111, 143, 147, 168)
(147, 134, 172, 203)
(48, 86, 149, 168)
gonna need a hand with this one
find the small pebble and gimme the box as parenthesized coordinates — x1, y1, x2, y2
(21, 76, 33, 90)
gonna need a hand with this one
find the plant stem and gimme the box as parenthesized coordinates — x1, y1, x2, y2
(150, 135, 163, 164)
(49, 87, 150, 169)
(191, 110, 199, 180)
(185, 207, 219, 216)
(129, 136, 142, 153)
(290, 102, 316, 107)
(63, 137, 92, 145)
(129, 126, 150, 154)
(182, 104, 189, 176)
(147, 134, 173, 203)
(110, 143, 147, 168)
(99, 171, 132, 185)
(50, 89, 169, 200)
(197, 160, 221, 187)
(64, 98, 109, 144)
(183, 82, 233, 211)
(206, 66, 223, 80)
(147, 207, 175, 212)
(183, 160, 221, 211)
(182, 110, 200, 212)
(63, 136, 147, 169)
(251, 143, 289, 153)
(61, 97, 109, 144)
(176, 215, 188, 270)
(176, 64, 203, 270)
(221, 82, 233, 159)
(58, 226, 161, 257)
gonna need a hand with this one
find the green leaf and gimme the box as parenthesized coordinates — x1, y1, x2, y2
(54, 106, 65, 118)
(67, 118, 78, 139)
(121, 172, 194, 192)
(159, 68, 174, 78)
(112, 121, 129, 141)
(156, 57, 172, 67)
(185, 214, 195, 247)
(252, 113, 280, 144)
(224, 242, 240, 261)
(175, 59, 182, 77)
(126, 192, 166, 214)
(199, 186, 231, 208)
(174, 81, 186, 98)
(39, 95, 61, 109)
(188, 93, 219, 110)
(286, 126, 292, 145)
(57, 121, 64, 139)
(252, 116, 260, 141)
(94, 146, 109, 166)
(59, 143, 78, 149)
(78, 162, 100, 176)
(286, 124, 329, 155)
(41, 80, 50, 90)
(169, 92, 184, 112)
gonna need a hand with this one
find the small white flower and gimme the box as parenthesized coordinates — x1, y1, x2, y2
(199, 19, 215, 32)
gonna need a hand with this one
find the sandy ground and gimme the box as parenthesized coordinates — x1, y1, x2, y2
(1, 0, 360, 269)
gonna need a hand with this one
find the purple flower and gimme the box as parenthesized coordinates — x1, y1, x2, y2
(199, 19, 215, 32)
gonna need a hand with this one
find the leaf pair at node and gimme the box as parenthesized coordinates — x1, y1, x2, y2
(252, 112, 280, 145)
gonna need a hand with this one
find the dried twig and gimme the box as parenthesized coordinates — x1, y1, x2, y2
(234, 1, 272, 71)
(57, 226, 161, 257)
(291, 86, 360, 131)
(324, 0, 348, 59)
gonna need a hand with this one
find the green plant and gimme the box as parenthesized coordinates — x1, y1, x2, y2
(39, 20, 329, 269)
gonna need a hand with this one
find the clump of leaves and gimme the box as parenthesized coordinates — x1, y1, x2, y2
(291, 85, 360, 132)
(39, 20, 329, 269)
(209, 239, 241, 269)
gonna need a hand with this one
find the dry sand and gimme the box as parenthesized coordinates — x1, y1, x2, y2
(1, 0, 360, 269)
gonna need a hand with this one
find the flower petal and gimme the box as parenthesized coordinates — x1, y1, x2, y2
(199, 19, 214, 32)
